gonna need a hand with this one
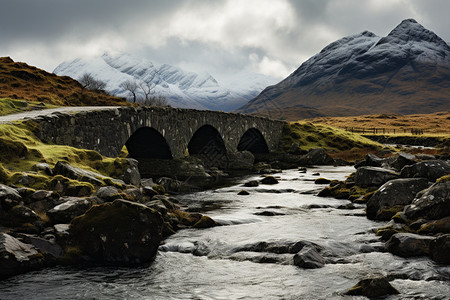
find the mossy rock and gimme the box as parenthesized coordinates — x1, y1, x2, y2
(418, 216, 450, 234)
(193, 216, 219, 229)
(0, 138, 28, 163)
(437, 174, 450, 183)
(152, 185, 166, 195)
(375, 205, 405, 221)
(345, 277, 399, 298)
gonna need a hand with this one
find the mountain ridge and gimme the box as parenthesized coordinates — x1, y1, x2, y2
(237, 19, 450, 120)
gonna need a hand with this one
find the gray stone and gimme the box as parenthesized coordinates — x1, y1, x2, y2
(31, 163, 53, 175)
(260, 176, 279, 185)
(47, 196, 101, 224)
(366, 178, 430, 220)
(429, 234, 450, 264)
(9, 205, 41, 225)
(96, 186, 122, 202)
(123, 187, 143, 202)
(293, 245, 325, 268)
(404, 181, 450, 221)
(354, 166, 399, 187)
(0, 184, 22, 204)
(382, 152, 416, 171)
(121, 158, 141, 186)
(16, 233, 63, 259)
(68, 199, 164, 265)
(244, 180, 259, 187)
(300, 148, 335, 166)
(400, 160, 450, 182)
(0, 233, 45, 279)
(385, 233, 435, 258)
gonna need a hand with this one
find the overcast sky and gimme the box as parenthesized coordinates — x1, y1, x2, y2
(1, 0, 449, 81)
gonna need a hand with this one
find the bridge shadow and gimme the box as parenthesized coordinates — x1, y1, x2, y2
(187, 124, 228, 168)
(238, 128, 269, 153)
(125, 127, 172, 159)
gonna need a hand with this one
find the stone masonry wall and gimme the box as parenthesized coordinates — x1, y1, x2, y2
(31, 107, 286, 158)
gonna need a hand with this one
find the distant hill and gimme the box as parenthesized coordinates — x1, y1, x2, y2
(54, 53, 276, 111)
(237, 19, 450, 120)
(0, 57, 129, 106)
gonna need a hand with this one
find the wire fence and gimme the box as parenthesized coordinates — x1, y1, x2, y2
(344, 127, 424, 135)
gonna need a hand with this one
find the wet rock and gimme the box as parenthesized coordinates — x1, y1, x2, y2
(238, 190, 250, 195)
(366, 178, 430, 220)
(16, 233, 63, 260)
(418, 216, 450, 234)
(145, 200, 168, 216)
(400, 160, 450, 182)
(298, 167, 307, 173)
(314, 178, 331, 184)
(0, 233, 45, 279)
(404, 181, 450, 221)
(53, 161, 126, 188)
(254, 211, 286, 216)
(69, 199, 164, 266)
(345, 277, 399, 298)
(47, 196, 101, 224)
(293, 245, 325, 269)
(299, 148, 335, 166)
(227, 151, 254, 170)
(121, 158, 141, 186)
(233, 240, 321, 255)
(382, 152, 416, 171)
(385, 233, 435, 258)
(192, 216, 218, 228)
(260, 176, 279, 185)
(429, 234, 450, 264)
(244, 180, 259, 187)
(354, 166, 399, 187)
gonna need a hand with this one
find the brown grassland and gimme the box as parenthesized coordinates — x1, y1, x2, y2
(300, 111, 450, 136)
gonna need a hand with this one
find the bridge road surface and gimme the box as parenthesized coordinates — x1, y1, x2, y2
(0, 106, 121, 123)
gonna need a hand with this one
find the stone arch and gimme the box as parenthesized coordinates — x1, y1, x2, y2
(187, 124, 227, 155)
(237, 128, 269, 153)
(125, 127, 173, 159)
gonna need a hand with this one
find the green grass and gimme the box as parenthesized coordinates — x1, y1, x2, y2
(0, 98, 59, 116)
(0, 120, 130, 187)
(280, 122, 382, 152)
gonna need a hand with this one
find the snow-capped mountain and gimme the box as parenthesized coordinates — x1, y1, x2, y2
(54, 53, 276, 111)
(238, 19, 450, 119)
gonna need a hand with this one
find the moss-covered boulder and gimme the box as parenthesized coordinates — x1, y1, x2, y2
(418, 216, 450, 234)
(366, 178, 430, 220)
(68, 199, 164, 266)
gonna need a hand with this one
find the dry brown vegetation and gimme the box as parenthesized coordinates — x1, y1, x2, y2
(300, 111, 450, 136)
(0, 57, 131, 107)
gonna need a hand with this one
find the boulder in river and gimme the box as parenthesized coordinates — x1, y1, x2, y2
(366, 178, 430, 220)
(68, 199, 164, 266)
(244, 180, 259, 187)
(385, 233, 435, 258)
(293, 245, 325, 268)
(382, 152, 416, 171)
(260, 176, 279, 185)
(345, 277, 399, 298)
(0, 233, 45, 279)
(400, 160, 450, 182)
(354, 166, 399, 187)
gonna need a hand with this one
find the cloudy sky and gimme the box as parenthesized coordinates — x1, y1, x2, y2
(1, 0, 449, 81)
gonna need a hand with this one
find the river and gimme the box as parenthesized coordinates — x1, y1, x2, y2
(1, 166, 449, 299)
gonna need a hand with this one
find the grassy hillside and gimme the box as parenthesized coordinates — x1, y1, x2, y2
(0, 57, 130, 107)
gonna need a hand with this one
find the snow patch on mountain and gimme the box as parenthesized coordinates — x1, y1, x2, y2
(54, 53, 277, 111)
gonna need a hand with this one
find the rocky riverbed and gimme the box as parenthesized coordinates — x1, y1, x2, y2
(1, 147, 449, 299)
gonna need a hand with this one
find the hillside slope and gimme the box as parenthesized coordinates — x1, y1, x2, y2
(0, 57, 129, 107)
(238, 19, 450, 119)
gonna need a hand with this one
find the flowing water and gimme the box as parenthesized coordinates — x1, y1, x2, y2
(1, 166, 449, 299)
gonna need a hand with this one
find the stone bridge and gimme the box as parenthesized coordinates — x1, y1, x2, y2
(31, 107, 286, 159)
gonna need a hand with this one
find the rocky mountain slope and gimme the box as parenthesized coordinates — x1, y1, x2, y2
(54, 53, 275, 111)
(0, 57, 128, 107)
(238, 19, 450, 120)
